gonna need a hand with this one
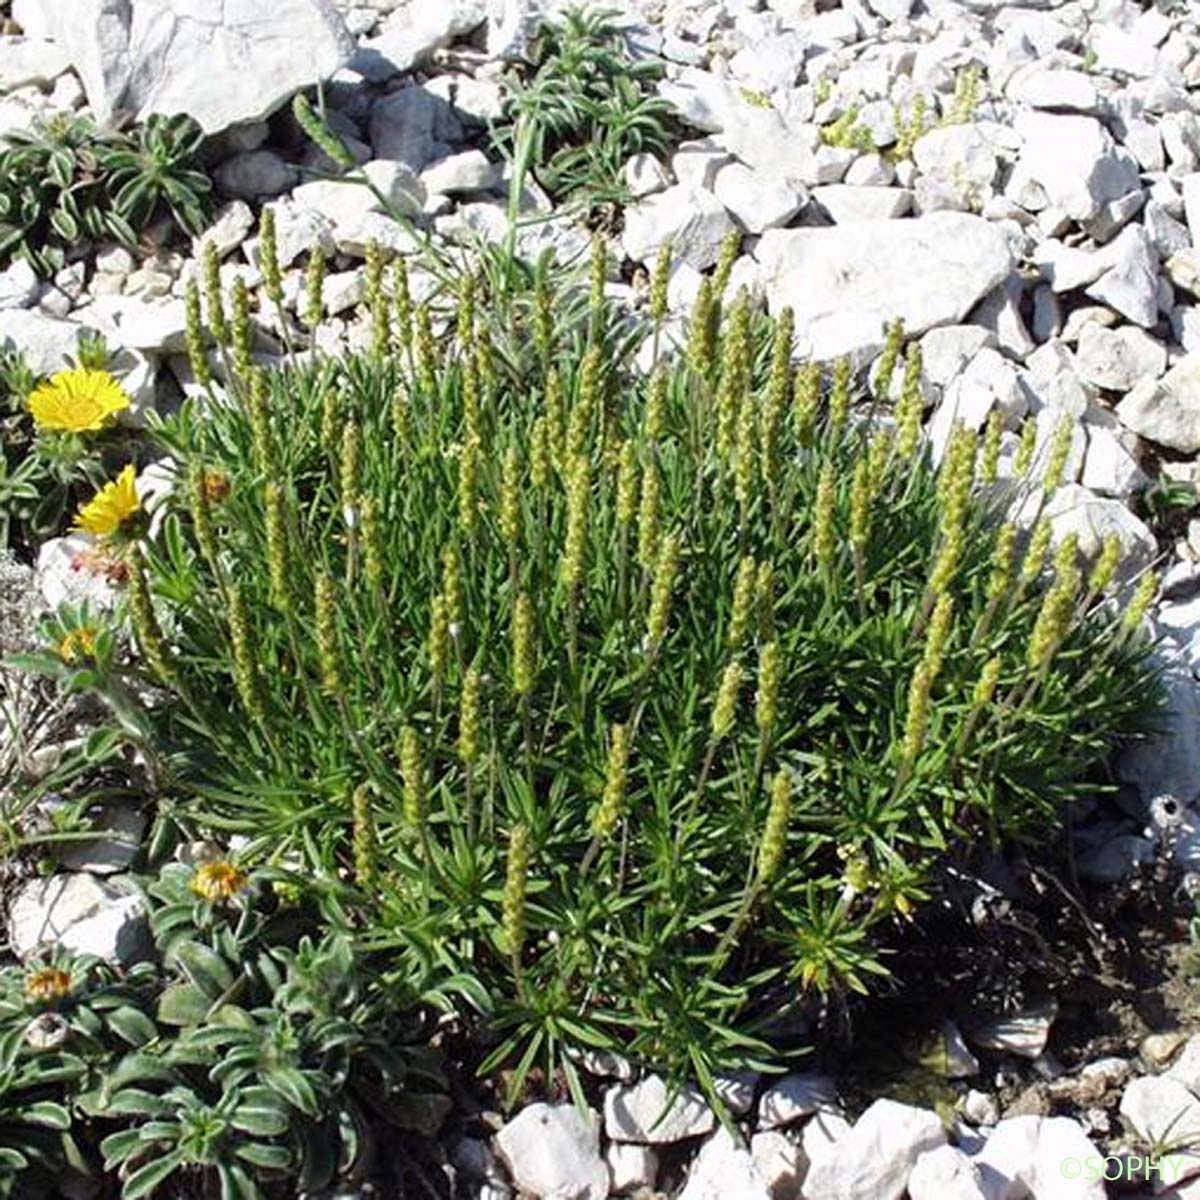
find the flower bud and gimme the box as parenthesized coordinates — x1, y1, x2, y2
(304, 246, 326, 332)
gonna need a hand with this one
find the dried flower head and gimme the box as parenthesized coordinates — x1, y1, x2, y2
(190, 860, 248, 903)
(24, 967, 72, 1004)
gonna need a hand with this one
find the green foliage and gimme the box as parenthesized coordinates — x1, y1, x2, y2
(0, 113, 210, 276)
(45, 218, 1165, 1106)
(0, 865, 440, 1198)
(491, 6, 675, 205)
(819, 106, 874, 152)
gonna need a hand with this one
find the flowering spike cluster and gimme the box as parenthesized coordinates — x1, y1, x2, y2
(184, 279, 211, 388)
(716, 295, 750, 462)
(591, 723, 632, 841)
(923, 592, 954, 681)
(499, 446, 523, 551)
(249, 369, 275, 477)
(728, 555, 757, 650)
(972, 655, 1002, 710)
(189, 461, 219, 570)
(292, 94, 356, 168)
(756, 770, 793, 887)
(340, 420, 362, 515)
(458, 433, 481, 536)
(590, 233, 607, 321)
(793, 362, 821, 449)
(896, 344, 924, 458)
(128, 550, 174, 686)
(458, 670, 482, 767)
(456, 271, 476, 348)
(351, 784, 378, 892)
(441, 544, 463, 632)
(615, 440, 639, 528)
(828, 357, 851, 438)
(645, 367, 667, 444)
(986, 523, 1018, 604)
(231, 277, 253, 379)
(873, 319, 904, 400)
(391, 386, 410, 446)
(713, 230, 740, 298)
(512, 592, 536, 697)
(228, 582, 264, 721)
(304, 247, 325, 332)
(757, 561, 775, 642)
(428, 593, 449, 683)
(569, 347, 602, 458)
(202, 241, 228, 348)
(849, 457, 871, 553)
(980, 410, 1003, 485)
(814, 463, 837, 575)
(1089, 533, 1121, 595)
(900, 662, 932, 767)
(1043, 414, 1075, 494)
(646, 533, 681, 653)
(1027, 534, 1080, 671)
(735, 393, 758, 508)
(1020, 518, 1052, 587)
(264, 483, 290, 612)
(687, 277, 716, 381)
(502, 822, 531, 957)
(399, 726, 425, 831)
(534, 272, 554, 365)
(530, 416, 551, 491)
(259, 208, 282, 306)
(711, 661, 743, 741)
(650, 244, 671, 327)
(361, 495, 384, 591)
(1121, 572, 1157, 636)
(756, 640, 781, 738)
(314, 573, 341, 695)
(393, 256, 412, 352)
(416, 305, 438, 397)
(561, 455, 590, 589)
(637, 463, 661, 573)
(1014, 420, 1038, 477)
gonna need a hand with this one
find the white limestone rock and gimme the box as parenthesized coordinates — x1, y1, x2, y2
(607, 1141, 658, 1195)
(755, 212, 1013, 361)
(352, 0, 486, 80)
(758, 1073, 839, 1129)
(1074, 323, 1167, 392)
(1119, 1077, 1200, 1184)
(1117, 352, 1200, 452)
(912, 124, 1002, 212)
(679, 1127, 770, 1200)
(292, 160, 425, 228)
(369, 84, 463, 170)
(908, 1145, 987, 1200)
(1008, 112, 1141, 226)
(215, 151, 299, 200)
(38, 0, 355, 134)
(1045, 486, 1157, 579)
(624, 152, 672, 198)
(1007, 67, 1100, 113)
(421, 149, 501, 196)
(0, 309, 101, 376)
(974, 1116, 1105, 1200)
(751, 1131, 807, 1199)
(0, 259, 39, 311)
(604, 1075, 715, 1145)
(811, 185, 912, 222)
(0, 37, 71, 92)
(622, 184, 737, 271)
(8, 873, 149, 964)
(1084, 225, 1160, 329)
(1081, 417, 1148, 499)
(714, 163, 806, 234)
(801, 1100, 946, 1200)
(494, 1103, 609, 1200)
(967, 1000, 1057, 1060)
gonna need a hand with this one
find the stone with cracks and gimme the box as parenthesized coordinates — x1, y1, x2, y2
(755, 212, 1013, 361)
(758, 1074, 839, 1129)
(1117, 353, 1200, 453)
(974, 1117, 1105, 1199)
(8, 873, 150, 964)
(605, 1075, 715, 1144)
(37, 0, 356, 134)
(622, 185, 737, 272)
(494, 1103, 608, 1200)
(1074, 323, 1167, 392)
(801, 1099, 946, 1200)
(679, 1127, 771, 1200)
(907, 1145, 987, 1200)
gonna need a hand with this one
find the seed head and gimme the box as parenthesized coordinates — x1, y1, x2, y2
(560, 454, 590, 590)
(441, 544, 463, 632)
(980, 409, 1003, 486)
(1043, 413, 1075, 494)
(923, 592, 954, 681)
(230, 276, 253, 379)
(1013, 419, 1038, 477)
(972, 655, 1002, 710)
(499, 446, 523, 550)
(711, 661, 743, 741)
(1120, 571, 1157, 637)
(828, 356, 852, 439)
(1020, 518, 1052, 587)
(428, 593, 450, 682)
(793, 362, 821, 449)
(352, 784, 378, 893)
(900, 662, 932, 767)
(645, 366, 667, 445)
(361, 495, 384, 591)
(128, 549, 175, 687)
(458, 432, 481, 536)
(713, 229, 741, 298)
(637, 463, 661, 573)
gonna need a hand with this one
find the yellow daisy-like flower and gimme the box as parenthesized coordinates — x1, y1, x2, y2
(58, 627, 97, 663)
(190, 861, 248, 903)
(74, 465, 141, 539)
(24, 967, 72, 1003)
(28, 369, 131, 434)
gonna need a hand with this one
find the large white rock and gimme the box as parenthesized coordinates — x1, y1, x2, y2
(493, 1103, 608, 1200)
(1119, 646, 1200, 807)
(352, 0, 487, 80)
(1117, 352, 1200, 452)
(1009, 112, 1141, 225)
(1120, 1077, 1200, 1184)
(714, 163, 806, 234)
(758, 1074, 839, 1129)
(38, 0, 356, 134)
(1044, 486, 1157, 579)
(755, 212, 1013, 361)
(0, 36, 71, 92)
(974, 1116, 1105, 1199)
(1084, 225, 1160, 329)
(1074, 323, 1167, 392)
(605, 1075, 715, 1144)
(801, 1099, 946, 1200)
(8, 873, 149, 964)
(0, 310, 101, 376)
(622, 184, 737, 271)
(908, 1145, 987, 1200)
(679, 1127, 771, 1200)
(292, 160, 426, 227)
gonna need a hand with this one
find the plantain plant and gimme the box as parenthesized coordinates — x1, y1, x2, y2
(18, 198, 1159, 1114)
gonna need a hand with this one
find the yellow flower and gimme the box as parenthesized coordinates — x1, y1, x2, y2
(189, 861, 248, 903)
(57, 628, 97, 663)
(74, 465, 140, 539)
(28, 369, 131, 434)
(24, 967, 72, 1003)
